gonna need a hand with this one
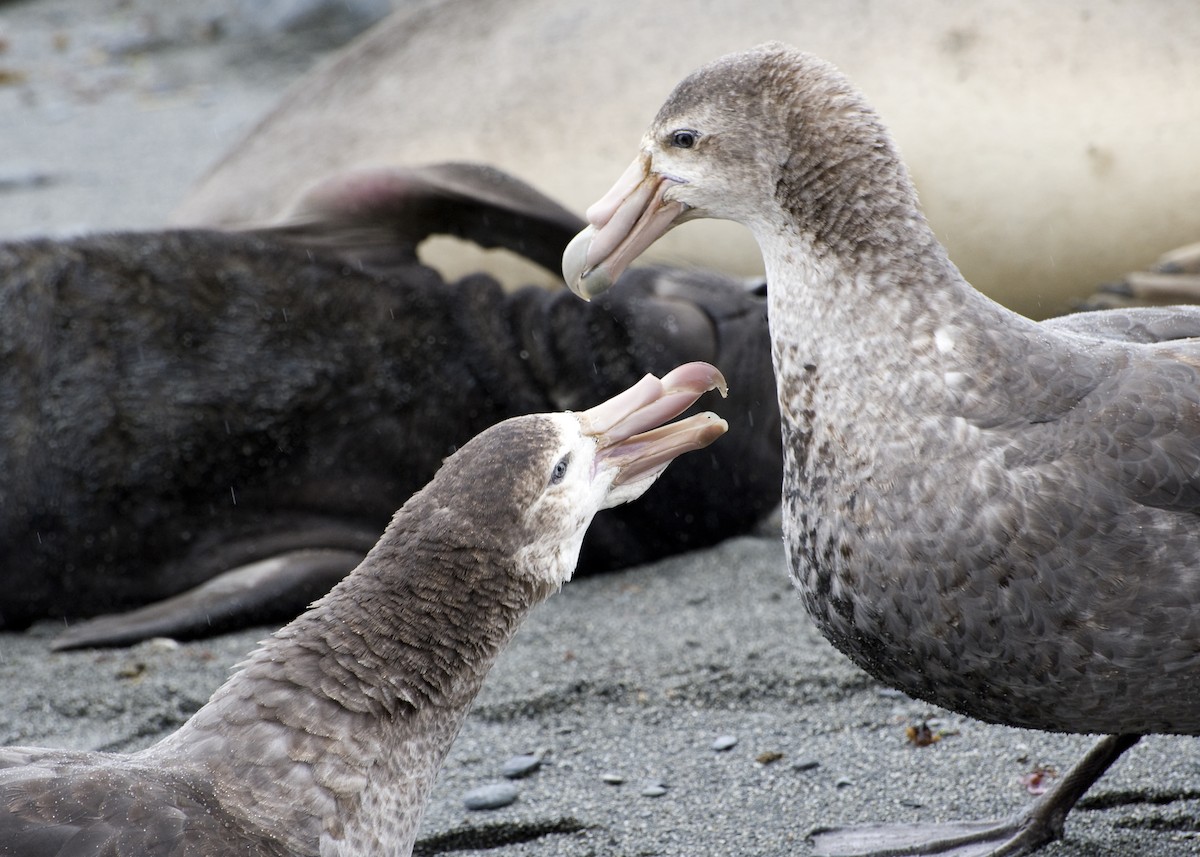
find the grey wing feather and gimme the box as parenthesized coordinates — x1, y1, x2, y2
(1042, 305, 1200, 344)
(1063, 350, 1200, 515)
(1024, 309, 1200, 515)
(0, 749, 288, 857)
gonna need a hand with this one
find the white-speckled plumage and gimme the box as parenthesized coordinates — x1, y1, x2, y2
(0, 367, 727, 856)
(564, 41, 1200, 856)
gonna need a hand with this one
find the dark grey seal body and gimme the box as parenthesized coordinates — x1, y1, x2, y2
(0, 363, 729, 857)
(564, 43, 1200, 857)
(0, 164, 779, 649)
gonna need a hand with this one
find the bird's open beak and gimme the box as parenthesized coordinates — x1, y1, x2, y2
(563, 153, 688, 300)
(580, 362, 728, 491)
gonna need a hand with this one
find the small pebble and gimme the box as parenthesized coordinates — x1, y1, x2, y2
(601, 773, 624, 785)
(144, 637, 181, 652)
(711, 734, 738, 752)
(462, 782, 519, 811)
(640, 781, 668, 797)
(116, 661, 146, 680)
(792, 758, 820, 772)
(0, 167, 55, 192)
(905, 721, 941, 747)
(501, 753, 542, 779)
(835, 777, 854, 788)
(232, 0, 392, 41)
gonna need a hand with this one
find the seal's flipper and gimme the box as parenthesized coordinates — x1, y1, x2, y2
(254, 162, 586, 275)
(1073, 240, 1200, 310)
(50, 548, 362, 650)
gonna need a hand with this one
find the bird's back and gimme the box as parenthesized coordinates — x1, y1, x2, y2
(794, 306, 1200, 735)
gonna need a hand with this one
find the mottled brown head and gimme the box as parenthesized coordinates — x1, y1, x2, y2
(425, 414, 570, 549)
(387, 363, 729, 591)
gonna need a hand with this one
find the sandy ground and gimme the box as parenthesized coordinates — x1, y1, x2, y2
(2, 1, 1200, 854)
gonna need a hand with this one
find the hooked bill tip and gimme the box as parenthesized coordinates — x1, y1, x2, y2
(660, 362, 729, 399)
(562, 226, 614, 300)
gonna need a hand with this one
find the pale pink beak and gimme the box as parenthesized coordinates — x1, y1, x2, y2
(563, 153, 689, 300)
(580, 362, 728, 488)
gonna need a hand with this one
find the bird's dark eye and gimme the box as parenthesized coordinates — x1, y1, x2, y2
(670, 129, 699, 149)
(550, 454, 571, 485)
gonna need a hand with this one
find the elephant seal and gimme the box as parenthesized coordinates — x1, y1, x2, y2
(0, 163, 779, 649)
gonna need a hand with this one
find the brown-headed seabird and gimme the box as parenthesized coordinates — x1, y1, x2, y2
(0, 363, 728, 856)
(563, 41, 1200, 857)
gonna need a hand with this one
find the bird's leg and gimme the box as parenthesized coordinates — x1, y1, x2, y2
(809, 733, 1142, 857)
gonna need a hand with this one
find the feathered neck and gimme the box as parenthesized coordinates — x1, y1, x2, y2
(147, 501, 553, 854)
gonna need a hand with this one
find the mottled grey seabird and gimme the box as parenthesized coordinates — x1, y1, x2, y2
(564, 41, 1200, 856)
(0, 364, 728, 856)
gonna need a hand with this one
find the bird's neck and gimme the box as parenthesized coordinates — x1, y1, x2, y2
(149, 530, 550, 855)
(754, 194, 1077, 536)
(755, 191, 1050, 423)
